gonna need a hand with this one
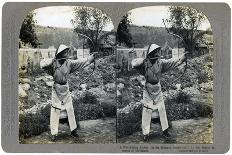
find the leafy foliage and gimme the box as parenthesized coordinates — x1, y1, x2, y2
(72, 6, 111, 52)
(161, 54, 213, 91)
(117, 13, 133, 47)
(76, 91, 99, 105)
(19, 107, 50, 138)
(165, 6, 208, 55)
(20, 12, 40, 48)
(165, 91, 213, 121)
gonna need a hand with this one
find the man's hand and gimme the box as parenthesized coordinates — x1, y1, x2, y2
(52, 58, 56, 63)
(131, 58, 144, 68)
(88, 52, 98, 64)
(179, 52, 188, 65)
(91, 52, 98, 59)
(40, 58, 54, 69)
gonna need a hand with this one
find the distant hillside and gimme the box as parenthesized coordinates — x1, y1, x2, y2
(35, 25, 180, 49)
(35, 25, 113, 49)
(35, 25, 73, 48)
(129, 25, 179, 48)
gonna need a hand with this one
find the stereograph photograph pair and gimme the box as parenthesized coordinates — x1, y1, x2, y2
(1, 2, 230, 153)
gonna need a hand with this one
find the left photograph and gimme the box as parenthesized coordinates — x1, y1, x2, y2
(18, 6, 117, 144)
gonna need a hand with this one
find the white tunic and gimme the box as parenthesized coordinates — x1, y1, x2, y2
(40, 57, 91, 135)
(141, 82, 169, 133)
(132, 57, 182, 134)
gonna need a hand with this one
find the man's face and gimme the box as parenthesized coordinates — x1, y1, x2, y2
(148, 48, 161, 59)
(61, 51, 68, 58)
(56, 49, 69, 59)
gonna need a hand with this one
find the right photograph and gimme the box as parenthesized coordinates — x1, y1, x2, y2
(116, 6, 213, 144)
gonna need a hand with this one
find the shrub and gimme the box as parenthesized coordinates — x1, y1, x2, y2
(117, 102, 143, 137)
(72, 91, 110, 120)
(165, 91, 212, 121)
(117, 95, 131, 109)
(73, 91, 99, 105)
(101, 102, 116, 117)
(204, 54, 213, 62)
(117, 77, 143, 109)
(26, 64, 45, 77)
(174, 91, 191, 104)
(24, 96, 37, 109)
(197, 70, 209, 84)
(73, 103, 104, 121)
(100, 96, 117, 117)
(195, 102, 213, 118)
(40, 104, 51, 118)
(19, 112, 49, 138)
(102, 72, 115, 84)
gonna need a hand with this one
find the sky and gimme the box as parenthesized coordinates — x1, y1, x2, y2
(128, 6, 211, 30)
(129, 6, 170, 27)
(33, 6, 114, 31)
(33, 6, 211, 31)
(34, 6, 75, 28)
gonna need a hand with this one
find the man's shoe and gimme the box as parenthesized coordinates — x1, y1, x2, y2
(71, 129, 79, 138)
(143, 134, 149, 141)
(162, 129, 172, 138)
(50, 135, 57, 142)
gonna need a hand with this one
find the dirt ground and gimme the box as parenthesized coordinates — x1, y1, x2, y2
(118, 117, 213, 144)
(21, 118, 116, 144)
(21, 117, 212, 144)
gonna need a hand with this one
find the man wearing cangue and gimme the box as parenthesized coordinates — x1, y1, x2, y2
(131, 43, 187, 141)
(40, 44, 96, 141)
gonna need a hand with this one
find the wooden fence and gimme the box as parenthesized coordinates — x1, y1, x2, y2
(19, 48, 90, 70)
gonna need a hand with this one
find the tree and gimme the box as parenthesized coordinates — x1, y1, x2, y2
(116, 13, 133, 48)
(71, 6, 111, 52)
(20, 12, 40, 48)
(165, 6, 207, 55)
